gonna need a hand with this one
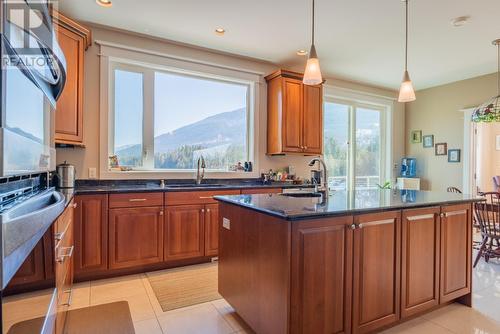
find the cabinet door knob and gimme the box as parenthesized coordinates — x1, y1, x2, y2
(73, 203, 77, 208)
(350, 224, 356, 230)
(304, 146, 308, 150)
(201, 209, 205, 213)
(159, 211, 164, 216)
(207, 209, 211, 212)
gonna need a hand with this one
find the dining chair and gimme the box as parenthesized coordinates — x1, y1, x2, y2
(447, 186, 462, 193)
(473, 192, 500, 267)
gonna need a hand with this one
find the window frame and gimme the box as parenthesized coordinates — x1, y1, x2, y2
(99, 44, 259, 179)
(323, 90, 392, 192)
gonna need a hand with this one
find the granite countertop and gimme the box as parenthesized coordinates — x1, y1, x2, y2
(72, 180, 312, 195)
(214, 189, 484, 221)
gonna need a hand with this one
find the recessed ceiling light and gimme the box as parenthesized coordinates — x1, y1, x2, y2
(296, 50, 308, 56)
(96, 0, 112, 8)
(451, 16, 470, 27)
(215, 28, 225, 35)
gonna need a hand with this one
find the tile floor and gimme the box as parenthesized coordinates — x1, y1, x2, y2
(4, 256, 500, 334)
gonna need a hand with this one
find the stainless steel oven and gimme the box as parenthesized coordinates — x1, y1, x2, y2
(0, 0, 66, 177)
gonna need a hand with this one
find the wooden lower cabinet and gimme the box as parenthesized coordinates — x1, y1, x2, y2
(204, 203, 219, 257)
(109, 206, 164, 269)
(352, 211, 401, 334)
(8, 239, 46, 287)
(440, 204, 472, 303)
(74, 194, 108, 276)
(290, 216, 353, 334)
(164, 205, 205, 261)
(401, 207, 440, 318)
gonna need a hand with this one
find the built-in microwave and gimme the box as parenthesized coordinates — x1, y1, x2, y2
(0, 0, 66, 177)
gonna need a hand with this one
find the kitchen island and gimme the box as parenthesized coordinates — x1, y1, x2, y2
(215, 190, 482, 334)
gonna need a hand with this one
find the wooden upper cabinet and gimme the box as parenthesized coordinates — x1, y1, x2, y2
(265, 70, 323, 155)
(440, 204, 472, 303)
(302, 84, 323, 154)
(74, 195, 108, 276)
(352, 211, 401, 334)
(52, 11, 91, 146)
(290, 216, 353, 334)
(401, 207, 440, 318)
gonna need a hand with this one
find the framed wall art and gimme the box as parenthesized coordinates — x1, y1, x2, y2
(435, 143, 447, 156)
(448, 149, 461, 163)
(423, 135, 434, 148)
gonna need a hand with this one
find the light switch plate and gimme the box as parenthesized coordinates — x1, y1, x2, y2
(88, 167, 97, 179)
(222, 217, 230, 230)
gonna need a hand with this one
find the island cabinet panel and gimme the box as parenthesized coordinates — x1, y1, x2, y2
(164, 205, 205, 261)
(109, 207, 164, 269)
(290, 216, 353, 334)
(204, 204, 219, 257)
(352, 211, 401, 334)
(74, 195, 108, 276)
(440, 204, 472, 304)
(401, 207, 440, 318)
(218, 202, 291, 334)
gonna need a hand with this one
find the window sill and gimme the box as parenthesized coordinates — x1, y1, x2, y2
(99, 169, 260, 180)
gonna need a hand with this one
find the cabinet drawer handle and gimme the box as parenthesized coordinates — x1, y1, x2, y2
(199, 196, 214, 199)
(129, 198, 147, 202)
(57, 246, 74, 263)
(61, 289, 73, 306)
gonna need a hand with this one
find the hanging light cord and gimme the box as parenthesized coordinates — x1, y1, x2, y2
(497, 41, 499, 96)
(405, 0, 409, 72)
(311, 0, 315, 46)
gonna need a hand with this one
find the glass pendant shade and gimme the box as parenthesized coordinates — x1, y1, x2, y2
(303, 45, 322, 85)
(472, 39, 500, 122)
(472, 95, 500, 122)
(398, 70, 416, 102)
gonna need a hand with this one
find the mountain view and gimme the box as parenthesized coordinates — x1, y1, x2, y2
(115, 108, 247, 169)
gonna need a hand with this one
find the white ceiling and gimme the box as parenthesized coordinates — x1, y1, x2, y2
(58, 0, 500, 90)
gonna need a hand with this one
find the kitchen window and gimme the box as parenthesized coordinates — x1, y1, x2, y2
(109, 61, 254, 173)
(324, 98, 388, 191)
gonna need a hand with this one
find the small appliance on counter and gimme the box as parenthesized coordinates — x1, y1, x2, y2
(56, 161, 76, 188)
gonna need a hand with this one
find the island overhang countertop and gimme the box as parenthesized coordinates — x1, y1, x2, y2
(214, 189, 484, 221)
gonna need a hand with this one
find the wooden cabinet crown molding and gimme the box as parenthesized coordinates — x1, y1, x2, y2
(52, 10, 92, 50)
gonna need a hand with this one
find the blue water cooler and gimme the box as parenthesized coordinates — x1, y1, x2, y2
(400, 158, 417, 177)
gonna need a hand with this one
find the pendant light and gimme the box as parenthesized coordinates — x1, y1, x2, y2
(472, 39, 500, 122)
(398, 0, 416, 102)
(303, 0, 323, 85)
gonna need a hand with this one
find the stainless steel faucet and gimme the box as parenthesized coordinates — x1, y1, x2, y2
(196, 155, 206, 185)
(308, 157, 329, 197)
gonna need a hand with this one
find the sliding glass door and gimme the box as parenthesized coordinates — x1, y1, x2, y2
(324, 99, 386, 191)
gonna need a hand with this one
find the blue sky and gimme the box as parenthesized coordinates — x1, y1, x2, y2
(114, 69, 247, 149)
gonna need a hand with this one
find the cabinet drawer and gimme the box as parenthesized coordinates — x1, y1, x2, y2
(55, 200, 75, 237)
(109, 192, 163, 208)
(165, 190, 240, 205)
